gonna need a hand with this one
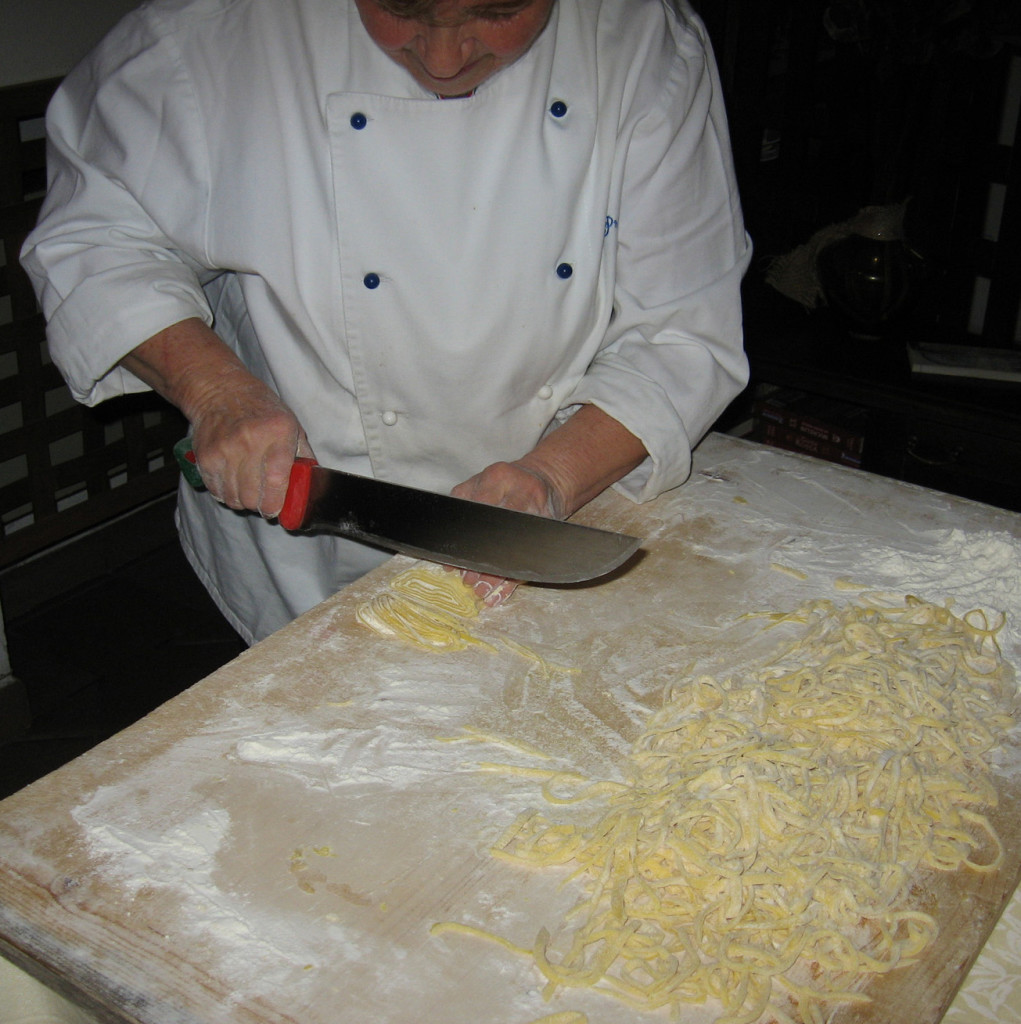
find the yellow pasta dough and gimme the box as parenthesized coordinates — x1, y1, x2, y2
(438, 596, 1017, 1024)
(357, 563, 576, 674)
(388, 563, 485, 617)
(356, 564, 490, 652)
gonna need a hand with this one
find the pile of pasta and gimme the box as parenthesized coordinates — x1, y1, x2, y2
(357, 563, 573, 674)
(356, 564, 490, 652)
(440, 596, 1019, 1024)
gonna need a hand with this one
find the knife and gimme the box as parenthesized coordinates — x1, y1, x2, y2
(174, 441, 641, 584)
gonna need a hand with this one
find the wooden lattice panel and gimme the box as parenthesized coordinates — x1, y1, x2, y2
(0, 77, 185, 569)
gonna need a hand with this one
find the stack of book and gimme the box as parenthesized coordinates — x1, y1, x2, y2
(750, 387, 868, 468)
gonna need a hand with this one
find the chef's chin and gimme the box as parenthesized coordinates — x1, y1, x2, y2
(409, 55, 496, 97)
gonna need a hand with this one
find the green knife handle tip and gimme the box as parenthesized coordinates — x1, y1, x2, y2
(173, 437, 205, 490)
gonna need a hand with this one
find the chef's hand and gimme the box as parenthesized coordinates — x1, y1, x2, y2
(188, 381, 314, 517)
(119, 317, 312, 517)
(451, 405, 647, 608)
(450, 461, 562, 607)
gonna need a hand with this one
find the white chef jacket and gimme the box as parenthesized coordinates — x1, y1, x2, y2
(22, 0, 751, 644)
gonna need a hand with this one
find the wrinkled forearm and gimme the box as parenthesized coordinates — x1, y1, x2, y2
(121, 317, 308, 515)
(118, 317, 257, 421)
(453, 404, 647, 524)
(515, 404, 647, 518)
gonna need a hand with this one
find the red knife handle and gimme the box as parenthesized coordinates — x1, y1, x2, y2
(278, 456, 318, 530)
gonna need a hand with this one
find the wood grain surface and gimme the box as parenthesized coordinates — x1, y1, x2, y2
(1, 434, 1020, 1024)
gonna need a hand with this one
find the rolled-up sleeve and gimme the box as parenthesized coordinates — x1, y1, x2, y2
(567, 12, 751, 502)
(20, 8, 214, 406)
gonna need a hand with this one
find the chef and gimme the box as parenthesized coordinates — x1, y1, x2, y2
(21, 0, 751, 646)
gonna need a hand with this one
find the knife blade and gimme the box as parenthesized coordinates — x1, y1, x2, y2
(174, 443, 641, 584)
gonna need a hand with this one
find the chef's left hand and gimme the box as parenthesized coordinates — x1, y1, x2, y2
(450, 461, 562, 607)
(451, 405, 647, 608)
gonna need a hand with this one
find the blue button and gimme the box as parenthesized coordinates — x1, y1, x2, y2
(556, 263, 573, 279)
(550, 101, 568, 118)
(350, 112, 367, 130)
(363, 272, 380, 289)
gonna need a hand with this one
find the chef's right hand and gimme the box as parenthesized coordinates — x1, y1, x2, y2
(118, 317, 313, 518)
(188, 379, 314, 518)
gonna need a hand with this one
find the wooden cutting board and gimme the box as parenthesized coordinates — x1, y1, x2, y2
(1, 434, 1020, 1024)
